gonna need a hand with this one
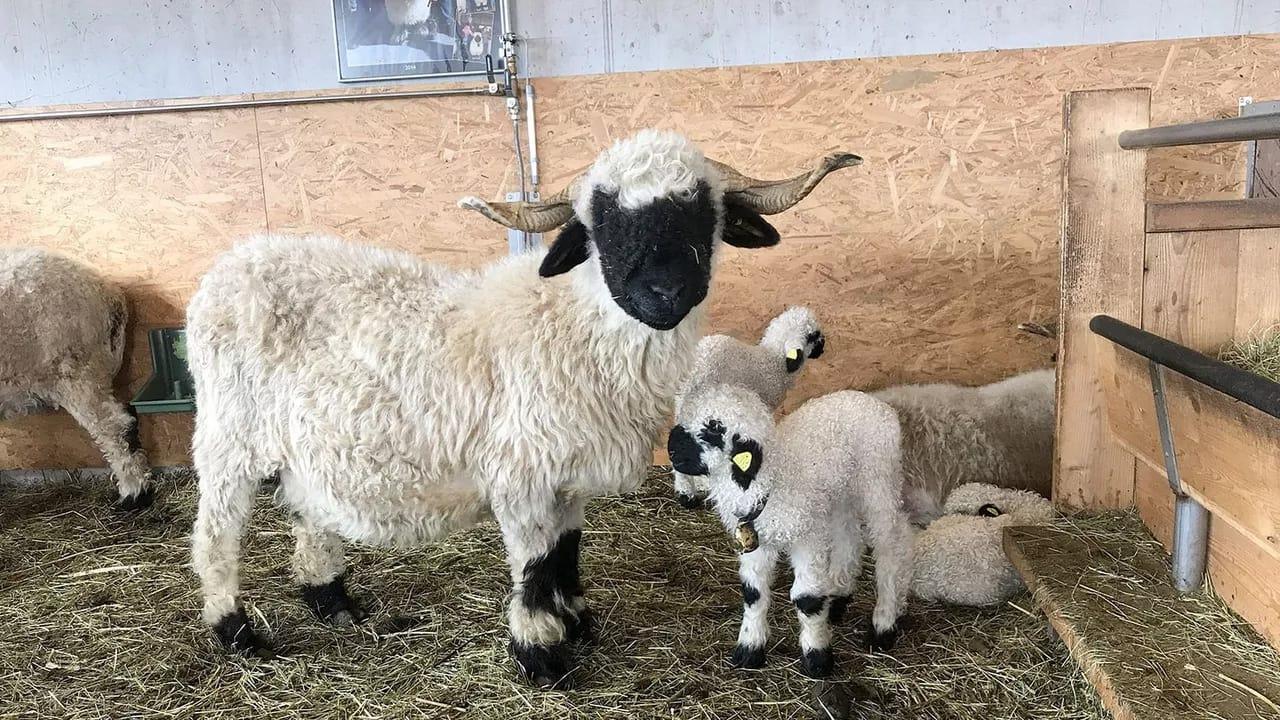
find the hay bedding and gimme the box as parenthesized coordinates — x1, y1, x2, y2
(0, 467, 1105, 720)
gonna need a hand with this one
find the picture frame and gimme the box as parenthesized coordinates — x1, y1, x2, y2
(331, 0, 505, 82)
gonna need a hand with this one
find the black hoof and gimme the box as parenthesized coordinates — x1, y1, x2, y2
(212, 607, 274, 659)
(729, 643, 766, 669)
(866, 620, 900, 652)
(115, 485, 155, 512)
(300, 576, 368, 625)
(800, 647, 835, 678)
(828, 595, 851, 625)
(511, 641, 572, 689)
(567, 606, 595, 645)
(675, 493, 705, 510)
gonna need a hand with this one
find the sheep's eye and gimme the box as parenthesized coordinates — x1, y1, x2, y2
(699, 419, 726, 449)
(978, 504, 1003, 518)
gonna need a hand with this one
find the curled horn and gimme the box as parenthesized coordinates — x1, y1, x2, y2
(708, 152, 862, 215)
(457, 176, 584, 232)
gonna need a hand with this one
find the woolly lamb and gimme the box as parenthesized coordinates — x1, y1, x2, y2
(669, 384, 913, 678)
(670, 306, 824, 509)
(186, 129, 859, 686)
(873, 368, 1055, 525)
(0, 248, 152, 509)
(911, 482, 1055, 606)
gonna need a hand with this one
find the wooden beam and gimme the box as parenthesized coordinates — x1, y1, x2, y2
(1146, 198, 1280, 233)
(1056, 88, 1150, 510)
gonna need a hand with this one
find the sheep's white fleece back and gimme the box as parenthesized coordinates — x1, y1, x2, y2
(186, 234, 700, 547)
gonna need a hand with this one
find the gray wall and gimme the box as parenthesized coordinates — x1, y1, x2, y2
(4, 0, 1280, 108)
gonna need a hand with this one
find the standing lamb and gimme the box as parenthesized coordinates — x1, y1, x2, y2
(0, 248, 152, 509)
(669, 384, 913, 678)
(873, 369, 1055, 525)
(186, 129, 860, 687)
(670, 305, 824, 509)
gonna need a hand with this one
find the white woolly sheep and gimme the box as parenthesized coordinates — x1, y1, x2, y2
(0, 248, 152, 509)
(669, 384, 913, 678)
(911, 482, 1055, 606)
(186, 129, 860, 687)
(872, 368, 1055, 526)
(670, 305, 824, 508)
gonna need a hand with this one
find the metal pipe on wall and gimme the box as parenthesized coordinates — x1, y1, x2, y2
(0, 86, 503, 124)
(1119, 113, 1280, 149)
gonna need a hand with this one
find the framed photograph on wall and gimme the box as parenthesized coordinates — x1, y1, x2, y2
(332, 0, 505, 82)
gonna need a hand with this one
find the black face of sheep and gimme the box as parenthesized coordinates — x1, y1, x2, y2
(541, 183, 721, 330)
(458, 131, 862, 331)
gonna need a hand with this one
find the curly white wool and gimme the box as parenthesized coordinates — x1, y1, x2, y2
(911, 482, 1055, 606)
(873, 368, 1055, 525)
(678, 384, 913, 676)
(0, 248, 151, 505)
(671, 306, 822, 504)
(577, 129, 720, 213)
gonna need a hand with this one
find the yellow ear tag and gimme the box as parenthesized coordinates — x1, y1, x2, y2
(786, 348, 800, 360)
(732, 451, 753, 472)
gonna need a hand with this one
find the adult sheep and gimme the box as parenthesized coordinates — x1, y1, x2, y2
(0, 248, 152, 509)
(187, 130, 859, 687)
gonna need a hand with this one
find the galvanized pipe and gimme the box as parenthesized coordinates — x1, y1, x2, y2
(1148, 360, 1209, 593)
(1172, 495, 1210, 593)
(1119, 112, 1280, 149)
(0, 85, 502, 124)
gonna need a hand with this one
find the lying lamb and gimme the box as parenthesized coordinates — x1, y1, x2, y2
(911, 482, 1054, 606)
(187, 129, 859, 686)
(0, 248, 152, 509)
(670, 305, 824, 509)
(669, 384, 913, 678)
(873, 368, 1055, 525)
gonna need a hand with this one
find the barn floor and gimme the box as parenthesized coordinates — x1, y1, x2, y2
(1, 467, 1107, 720)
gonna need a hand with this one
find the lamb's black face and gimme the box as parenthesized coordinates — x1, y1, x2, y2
(589, 183, 717, 330)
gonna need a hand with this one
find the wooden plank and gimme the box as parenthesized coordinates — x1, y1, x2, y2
(1136, 470, 1280, 649)
(1103, 346, 1280, 560)
(1143, 230, 1241, 353)
(1146, 198, 1280, 233)
(1235, 228, 1280, 335)
(1055, 88, 1150, 510)
(1004, 519, 1280, 719)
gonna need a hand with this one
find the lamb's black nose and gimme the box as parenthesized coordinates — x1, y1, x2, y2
(648, 279, 683, 302)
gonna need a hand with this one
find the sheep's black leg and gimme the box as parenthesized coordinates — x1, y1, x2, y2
(291, 513, 366, 626)
(557, 528, 595, 644)
(212, 606, 274, 659)
(498, 498, 580, 689)
(731, 547, 778, 670)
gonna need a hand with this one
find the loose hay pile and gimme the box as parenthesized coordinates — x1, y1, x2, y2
(1, 467, 1106, 720)
(1220, 326, 1280, 383)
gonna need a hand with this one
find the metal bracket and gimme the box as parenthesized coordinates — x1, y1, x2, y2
(1147, 360, 1209, 593)
(1148, 360, 1184, 496)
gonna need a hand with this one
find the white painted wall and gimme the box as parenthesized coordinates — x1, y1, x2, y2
(3, 0, 1280, 107)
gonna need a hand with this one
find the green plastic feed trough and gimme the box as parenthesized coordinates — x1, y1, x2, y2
(130, 328, 195, 414)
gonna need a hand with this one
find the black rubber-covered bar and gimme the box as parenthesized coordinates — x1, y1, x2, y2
(1089, 314, 1280, 420)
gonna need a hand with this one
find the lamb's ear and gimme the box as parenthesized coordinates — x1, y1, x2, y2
(729, 434, 764, 490)
(722, 202, 780, 248)
(539, 219, 591, 277)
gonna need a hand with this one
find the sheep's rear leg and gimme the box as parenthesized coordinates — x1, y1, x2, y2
(495, 493, 582, 688)
(865, 510, 914, 652)
(193, 462, 270, 658)
(731, 546, 779, 670)
(58, 378, 152, 509)
(791, 544, 836, 678)
(291, 514, 366, 626)
(827, 525, 866, 625)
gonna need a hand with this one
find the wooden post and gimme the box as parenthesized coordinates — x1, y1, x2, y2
(1055, 88, 1150, 510)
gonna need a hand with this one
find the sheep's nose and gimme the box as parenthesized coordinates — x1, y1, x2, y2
(648, 280, 683, 302)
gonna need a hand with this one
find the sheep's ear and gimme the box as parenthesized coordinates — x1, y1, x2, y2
(722, 201, 780, 248)
(729, 434, 763, 490)
(806, 330, 826, 359)
(539, 219, 591, 277)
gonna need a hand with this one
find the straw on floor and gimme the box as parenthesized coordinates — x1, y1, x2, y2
(1, 467, 1107, 720)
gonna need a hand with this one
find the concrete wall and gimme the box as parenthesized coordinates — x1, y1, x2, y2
(4, 0, 1280, 108)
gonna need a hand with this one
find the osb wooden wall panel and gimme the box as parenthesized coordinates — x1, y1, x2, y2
(0, 109, 263, 467)
(533, 34, 1280, 415)
(4, 34, 1280, 470)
